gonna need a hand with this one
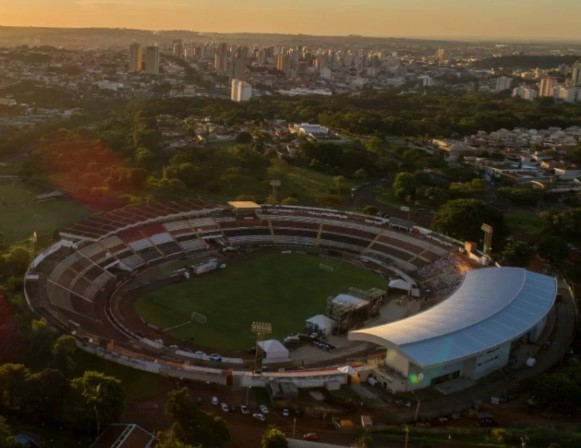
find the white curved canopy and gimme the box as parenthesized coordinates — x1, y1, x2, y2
(349, 267, 556, 368)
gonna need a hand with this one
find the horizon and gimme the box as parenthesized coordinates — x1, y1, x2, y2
(1, 24, 581, 46)
(2, 0, 581, 42)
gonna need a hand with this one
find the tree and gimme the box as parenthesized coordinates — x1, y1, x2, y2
(392, 172, 416, 201)
(539, 236, 569, 264)
(362, 205, 379, 216)
(51, 335, 77, 377)
(281, 197, 299, 205)
(165, 387, 229, 448)
(0, 363, 29, 410)
(431, 199, 506, 248)
(353, 433, 374, 448)
(27, 318, 57, 369)
(261, 425, 288, 448)
(24, 368, 68, 420)
(69, 371, 125, 436)
(0, 416, 15, 448)
(236, 131, 253, 144)
(501, 240, 535, 267)
(156, 430, 199, 448)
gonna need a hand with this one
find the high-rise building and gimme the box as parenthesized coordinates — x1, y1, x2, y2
(144, 46, 160, 74)
(539, 76, 557, 97)
(172, 39, 185, 58)
(128, 43, 142, 73)
(572, 61, 581, 86)
(230, 79, 252, 102)
(214, 43, 228, 76)
(436, 48, 446, 63)
(232, 46, 248, 81)
(495, 76, 513, 92)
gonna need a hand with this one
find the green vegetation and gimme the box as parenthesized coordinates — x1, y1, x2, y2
(136, 252, 385, 349)
(505, 211, 548, 240)
(74, 350, 167, 403)
(0, 180, 91, 244)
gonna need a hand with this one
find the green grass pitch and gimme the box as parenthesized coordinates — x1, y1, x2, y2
(135, 252, 386, 350)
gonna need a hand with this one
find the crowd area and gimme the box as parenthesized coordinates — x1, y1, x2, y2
(417, 252, 476, 298)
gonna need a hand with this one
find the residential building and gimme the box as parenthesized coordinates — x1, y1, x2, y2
(231, 79, 252, 102)
(495, 76, 513, 92)
(539, 76, 557, 97)
(128, 43, 142, 73)
(144, 46, 160, 74)
(512, 85, 538, 101)
(571, 61, 581, 86)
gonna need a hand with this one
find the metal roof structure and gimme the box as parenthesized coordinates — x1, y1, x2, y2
(349, 267, 557, 368)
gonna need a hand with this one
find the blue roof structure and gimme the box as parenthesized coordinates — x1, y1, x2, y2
(349, 267, 557, 368)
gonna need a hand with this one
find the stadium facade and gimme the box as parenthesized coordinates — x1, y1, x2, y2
(349, 267, 557, 392)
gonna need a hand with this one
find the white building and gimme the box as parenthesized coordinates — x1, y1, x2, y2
(495, 76, 513, 92)
(349, 268, 556, 392)
(230, 79, 252, 102)
(555, 85, 579, 103)
(512, 85, 538, 101)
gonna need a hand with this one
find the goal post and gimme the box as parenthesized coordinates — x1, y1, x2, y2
(191, 311, 207, 324)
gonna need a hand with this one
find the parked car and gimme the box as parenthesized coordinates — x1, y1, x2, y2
(240, 405, 249, 415)
(259, 404, 269, 414)
(282, 408, 290, 417)
(211, 396, 219, 405)
(252, 413, 266, 421)
(220, 402, 229, 413)
(303, 433, 319, 441)
(209, 354, 222, 362)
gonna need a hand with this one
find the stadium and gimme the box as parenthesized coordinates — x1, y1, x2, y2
(24, 200, 557, 392)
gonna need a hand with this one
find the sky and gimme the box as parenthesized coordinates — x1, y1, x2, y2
(1, 0, 581, 41)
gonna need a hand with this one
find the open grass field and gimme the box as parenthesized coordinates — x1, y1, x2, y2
(135, 252, 386, 350)
(0, 180, 92, 244)
(505, 211, 548, 240)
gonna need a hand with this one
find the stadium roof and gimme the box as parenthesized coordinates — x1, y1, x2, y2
(349, 267, 556, 368)
(227, 201, 261, 210)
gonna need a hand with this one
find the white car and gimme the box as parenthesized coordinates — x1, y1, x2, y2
(220, 402, 229, 412)
(211, 396, 219, 406)
(282, 408, 290, 417)
(240, 405, 249, 415)
(259, 404, 269, 414)
(252, 413, 266, 421)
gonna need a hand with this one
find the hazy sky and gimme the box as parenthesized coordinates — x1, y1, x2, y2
(2, 0, 581, 40)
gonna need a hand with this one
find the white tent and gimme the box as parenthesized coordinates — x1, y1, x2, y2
(306, 314, 337, 335)
(388, 278, 420, 298)
(337, 365, 357, 375)
(258, 339, 289, 362)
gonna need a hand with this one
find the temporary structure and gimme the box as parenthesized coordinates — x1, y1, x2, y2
(258, 339, 290, 362)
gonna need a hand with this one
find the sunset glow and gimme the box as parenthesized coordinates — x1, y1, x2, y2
(2, 0, 581, 40)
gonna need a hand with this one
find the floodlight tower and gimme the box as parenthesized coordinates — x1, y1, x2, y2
(251, 321, 271, 374)
(481, 223, 493, 256)
(269, 180, 281, 204)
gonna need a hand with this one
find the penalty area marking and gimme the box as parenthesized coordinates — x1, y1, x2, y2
(162, 320, 193, 332)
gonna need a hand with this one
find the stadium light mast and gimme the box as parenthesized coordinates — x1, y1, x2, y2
(481, 223, 493, 256)
(269, 180, 281, 204)
(251, 321, 271, 375)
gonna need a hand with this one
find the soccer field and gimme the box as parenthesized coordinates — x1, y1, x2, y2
(135, 252, 386, 350)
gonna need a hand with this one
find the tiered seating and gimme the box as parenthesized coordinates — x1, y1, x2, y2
(84, 272, 115, 301)
(272, 235, 318, 246)
(178, 239, 207, 252)
(99, 236, 131, 257)
(119, 253, 146, 270)
(417, 253, 475, 298)
(163, 220, 195, 238)
(128, 238, 153, 251)
(60, 199, 223, 241)
(78, 243, 109, 263)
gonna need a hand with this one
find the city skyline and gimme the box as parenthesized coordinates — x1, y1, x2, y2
(2, 0, 581, 41)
